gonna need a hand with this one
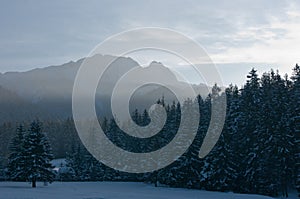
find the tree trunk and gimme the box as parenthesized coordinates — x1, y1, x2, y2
(154, 171, 158, 187)
(32, 179, 36, 188)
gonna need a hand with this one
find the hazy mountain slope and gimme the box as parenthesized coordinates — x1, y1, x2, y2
(0, 86, 44, 122)
(0, 55, 140, 122)
(0, 55, 209, 123)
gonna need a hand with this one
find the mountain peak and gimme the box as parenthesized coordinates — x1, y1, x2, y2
(149, 61, 163, 67)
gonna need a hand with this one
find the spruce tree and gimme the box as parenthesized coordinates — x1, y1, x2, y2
(22, 121, 55, 187)
(207, 85, 239, 191)
(8, 124, 26, 181)
(256, 71, 294, 196)
(290, 64, 300, 196)
(238, 68, 262, 193)
(66, 144, 85, 181)
(201, 85, 237, 192)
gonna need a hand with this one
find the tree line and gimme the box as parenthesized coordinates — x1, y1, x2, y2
(0, 65, 299, 196)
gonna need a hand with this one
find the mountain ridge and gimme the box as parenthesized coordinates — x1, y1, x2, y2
(0, 54, 210, 123)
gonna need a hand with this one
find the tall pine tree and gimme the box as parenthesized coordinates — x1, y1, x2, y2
(8, 124, 26, 181)
(290, 64, 300, 196)
(8, 121, 55, 187)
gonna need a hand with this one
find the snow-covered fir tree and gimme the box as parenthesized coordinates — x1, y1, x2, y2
(8, 124, 26, 181)
(237, 69, 263, 193)
(290, 64, 300, 197)
(8, 121, 55, 187)
(203, 85, 240, 192)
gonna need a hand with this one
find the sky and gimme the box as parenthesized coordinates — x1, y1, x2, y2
(0, 0, 299, 86)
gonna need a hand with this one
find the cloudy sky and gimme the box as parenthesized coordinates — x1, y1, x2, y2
(0, 0, 299, 85)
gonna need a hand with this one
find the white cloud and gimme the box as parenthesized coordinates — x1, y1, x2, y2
(210, 2, 300, 75)
(0, 0, 299, 79)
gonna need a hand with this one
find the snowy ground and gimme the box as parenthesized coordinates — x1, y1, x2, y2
(0, 181, 293, 199)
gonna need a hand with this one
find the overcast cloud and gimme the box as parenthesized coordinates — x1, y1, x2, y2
(0, 0, 299, 85)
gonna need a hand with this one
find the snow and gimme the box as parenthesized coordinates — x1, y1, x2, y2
(51, 158, 66, 172)
(0, 181, 286, 199)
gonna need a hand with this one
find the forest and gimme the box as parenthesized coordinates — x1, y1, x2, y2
(0, 65, 299, 197)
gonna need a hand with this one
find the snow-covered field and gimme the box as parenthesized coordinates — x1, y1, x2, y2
(0, 181, 290, 199)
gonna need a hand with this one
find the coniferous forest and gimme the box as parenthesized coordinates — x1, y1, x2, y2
(0, 65, 299, 197)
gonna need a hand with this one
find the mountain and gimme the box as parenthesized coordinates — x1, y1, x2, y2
(0, 55, 209, 123)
